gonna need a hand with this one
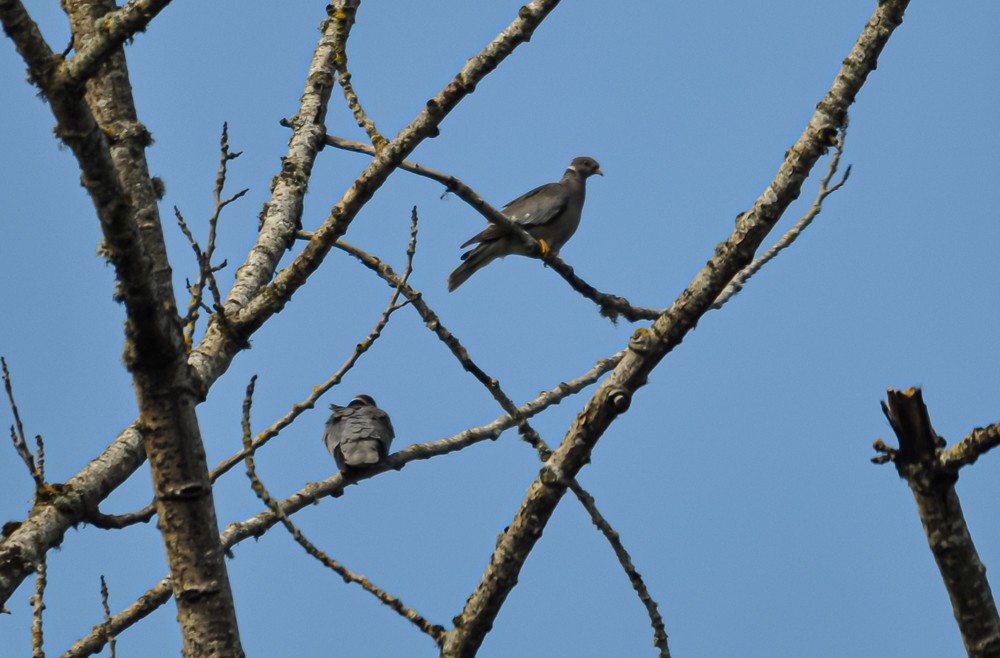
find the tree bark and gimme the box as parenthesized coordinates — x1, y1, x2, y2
(881, 388, 1000, 658)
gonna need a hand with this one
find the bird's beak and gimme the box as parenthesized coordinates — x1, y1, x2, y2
(595, 168, 604, 176)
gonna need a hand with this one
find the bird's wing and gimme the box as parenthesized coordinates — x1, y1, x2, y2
(503, 182, 569, 227)
(459, 182, 568, 247)
(323, 405, 352, 454)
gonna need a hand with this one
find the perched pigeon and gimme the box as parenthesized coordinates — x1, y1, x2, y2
(447, 156, 603, 291)
(323, 394, 395, 472)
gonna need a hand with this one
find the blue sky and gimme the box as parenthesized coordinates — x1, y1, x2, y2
(2, 1, 999, 656)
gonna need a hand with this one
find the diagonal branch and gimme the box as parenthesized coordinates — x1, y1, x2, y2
(569, 481, 669, 657)
(441, 2, 912, 655)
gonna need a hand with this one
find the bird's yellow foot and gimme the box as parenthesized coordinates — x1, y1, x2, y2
(538, 239, 551, 257)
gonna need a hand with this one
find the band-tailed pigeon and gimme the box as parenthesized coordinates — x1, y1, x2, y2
(323, 394, 395, 472)
(447, 156, 603, 291)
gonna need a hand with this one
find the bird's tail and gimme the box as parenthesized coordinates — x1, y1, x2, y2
(447, 244, 497, 292)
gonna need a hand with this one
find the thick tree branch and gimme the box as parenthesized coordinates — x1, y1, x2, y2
(1, 0, 244, 650)
(876, 388, 1000, 658)
(64, 0, 244, 652)
(441, 3, 911, 655)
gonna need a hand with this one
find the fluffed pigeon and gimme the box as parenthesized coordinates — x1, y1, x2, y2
(447, 156, 602, 291)
(323, 394, 395, 472)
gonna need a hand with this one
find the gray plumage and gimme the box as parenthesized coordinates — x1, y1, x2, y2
(323, 394, 395, 472)
(447, 156, 603, 291)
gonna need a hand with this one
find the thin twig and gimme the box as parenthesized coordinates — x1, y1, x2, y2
(713, 118, 852, 309)
(320, 133, 661, 322)
(330, 2, 387, 150)
(2, 357, 44, 488)
(30, 557, 45, 658)
(34, 435, 45, 484)
(240, 376, 445, 644)
(179, 123, 246, 349)
(100, 576, 115, 658)
(569, 481, 670, 657)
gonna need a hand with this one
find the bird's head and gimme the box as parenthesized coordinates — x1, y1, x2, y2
(568, 156, 603, 178)
(349, 394, 377, 408)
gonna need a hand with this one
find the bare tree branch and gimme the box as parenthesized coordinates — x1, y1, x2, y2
(331, 2, 387, 150)
(441, 2, 912, 654)
(2, 356, 44, 488)
(100, 576, 116, 658)
(61, 0, 244, 650)
(179, 123, 245, 349)
(876, 388, 1000, 658)
(569, 481, 669, 658)
(943, 421, 1000, 471)
(0, 424, 147, 606)
(30, 557, 45, 658)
